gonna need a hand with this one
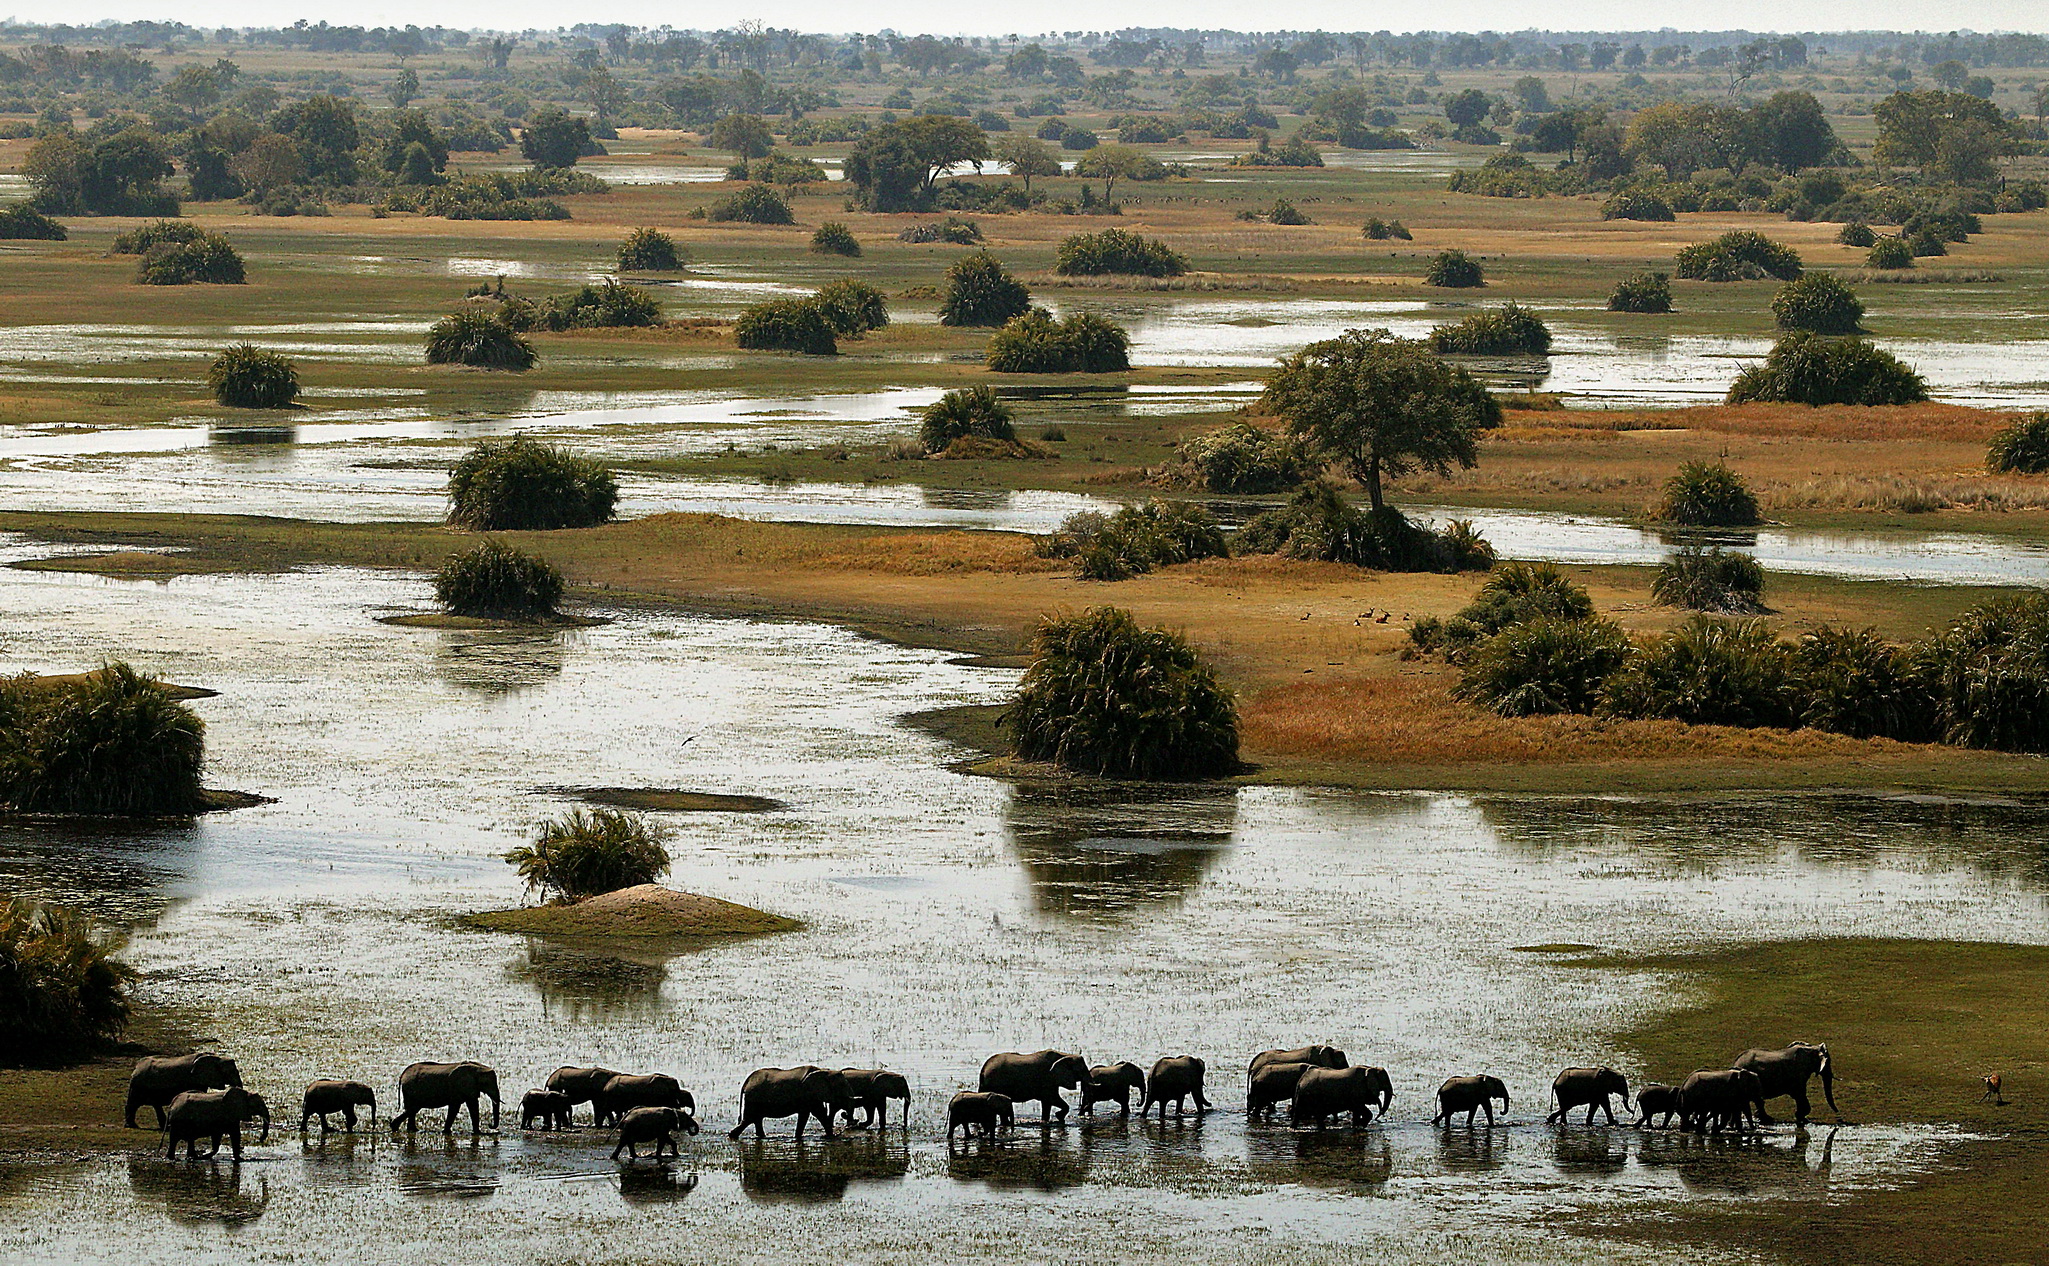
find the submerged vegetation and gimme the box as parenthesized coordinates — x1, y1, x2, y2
(447, 437, 618, 532)
(0, 664, 207, 816)
(505, 808, 671, 902)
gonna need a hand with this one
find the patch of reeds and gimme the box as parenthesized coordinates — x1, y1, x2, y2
(433, 540, 564, 618)
(938, 252, 1032, 327)
(1654, 461, 1761, 527)
(424, 310, 537, 369)
(505, 808, 671, 901)
(1409, 560, 1593, 660)
(1452, 616, 1631, 717)
(447, 437, 618, 531)
(1238, 482, 1490, 574)
(0, 664, 207, 816)
(1987, 413, 2049, 475)
(207, 344, 300, 409)
(616, 226, 683, 271)
(1651, 547, 1768, 614)
(0, 898, 133, 1065)
(919, 386, 1014, 453)
(1158, 421, 1313, 493)
(1727, 332, 1928, 407)
(1599, 617, 1803, 729)
(1037, 500, 1228, 580)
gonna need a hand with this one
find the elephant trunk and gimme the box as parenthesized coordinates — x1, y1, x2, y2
(1819, 1056, 1837, 1113)
(490, 1091, 501, 1131)
(255, 1102, 271, 1144)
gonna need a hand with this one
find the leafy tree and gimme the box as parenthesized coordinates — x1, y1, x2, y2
(992, 134, 1060, 193)
(1259, 329, 1501, 512)
(520, 106, 591, 170)
(708, 113, 774, 160)
(1749, 91, 1839, 171)
(616, 226, 683, 270)
(1443, 88, 1492, 129)
(386, 67, 420, 109)
(843, 114, 989, 211)
(274, 95, 360, 185)
(23, 130, 88, 213)
(1071, 143, 1158, 201)
(1625, 100, 1747, 179)
(235, 133, 304, 195)
(1875, 89, 2021, 184)
(380, 109, 448, 177)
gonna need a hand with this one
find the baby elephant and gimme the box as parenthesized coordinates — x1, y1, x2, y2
(166, 1088, 270, 1161)
(522, 1089, 574, 1131)
(300, 1080, 376, 1134)
(1547, 1066, 1631, 1126)
(1142, 1056, 1212, 1118)
(1080, 1062, 1146, 1118)
(1433, 1075, 1511, 1127)
(1633, 1084, 1681, 1129)
(947, 1091, 1014, 1141)
(611, 1106, 698, 1162)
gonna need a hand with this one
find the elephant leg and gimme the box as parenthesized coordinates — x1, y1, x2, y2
(343, 1106, 356, 1133)
(1790, 1087, 1811, 1124)
(228, 1127, 243, 1162)
(1586, 1102, 1598, 1125)
(1050, 1093, 1069, 1124)
(470, 1098, 482, 1134)
(153, 1104, 168, 1130)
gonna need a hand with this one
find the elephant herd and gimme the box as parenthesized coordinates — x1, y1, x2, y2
(124, 1040, 1838, 1163)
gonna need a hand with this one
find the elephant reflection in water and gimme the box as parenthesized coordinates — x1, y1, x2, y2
(617, 1165, 699, 1206)
(1275, 1130, 1394, 1190)
(1637, 1126, 1837, 1195)
(126, 1155, 268, 1226)
(1549, 1126, 1629, 1176)
(1002, 784, 1238, 921)
(1437, 1125, 1504, 1172)
(945, 1130, 1092, 1192)
(735, 1135, 909, 1205)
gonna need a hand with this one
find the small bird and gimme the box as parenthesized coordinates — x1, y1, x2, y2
(1982, 1073, 2007, 1105)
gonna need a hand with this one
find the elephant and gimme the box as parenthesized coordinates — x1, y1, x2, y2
(128, 1053, 243, 1130)
(299, 1080, 375, 1134)
(1733, 1043, 1837, 1125)
(389, 1061, 500, 1135)
(1433, 1075, 1510, 1127)
(1246, 1061, 1314, 1120)
(1291, 1066, 1393, 1129)
(598, 1074, 696, 1124)
(1679, 1069, 1767, 1135)
(1248, 1046, 1347, 1080)
(612, 1106, 697, 1161)
(979, 1051, 1088, 1125)
(837, 1069, 911, 1130)
(1080, 1062, 1146, 1118)
(546, 1066, 625, 1126)
(165, 1088, 270, 1161)
(1633, 1084, 1681, 1129)
(728, 1066, 849, 1140)
(947, 1091, 1014, 1140)
(1141, 1056, 1212, 1118)
(1547, 1066, 1631, 1126)
(521, 1089, 574, 1130)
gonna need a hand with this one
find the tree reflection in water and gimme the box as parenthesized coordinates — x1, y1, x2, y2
(1002, 784, 1239, 923)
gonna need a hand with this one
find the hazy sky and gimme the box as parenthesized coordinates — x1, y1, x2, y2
(23, 0, 2047, 35)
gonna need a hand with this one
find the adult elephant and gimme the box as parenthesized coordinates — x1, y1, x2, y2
(1248, 1046, 1346, 1080)
(1247, 1060, 1314, 1120)
(389, 1062, 500, 1135)
(1547, 1067, 1631, 1126)
(546, 1066, 624, 1126)
(980, 1051, 1088, 1125)
(1733, 1043, 1836, 1124)
(838, 1069, 911, 1130)
(127, 1053, 243, 1129)
(728, 1066, 849, 1140)
(1291, 1066, 1392, 1129)
(597, 1074, 695, 1124)
(300, 1080, 376, 1134)
(1679, 1068, 1767, 1134)
(1081, 1063, 1146, 1118)
(165, 1088, 270, 1161)
(1433, 1075, 1510, 1127)
(1141, 1056, 1212, 1118)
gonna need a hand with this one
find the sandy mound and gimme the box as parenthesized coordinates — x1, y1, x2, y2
(468, 885, 800, 938)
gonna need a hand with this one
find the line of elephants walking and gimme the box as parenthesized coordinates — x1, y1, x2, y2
(123, 1041, 1838, 1163)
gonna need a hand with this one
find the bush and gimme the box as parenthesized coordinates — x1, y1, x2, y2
(110, 219, 202, 254)
(1453, 617, 1632, 716)
(1652, 546, 1768, 613)
(616, 226, 683, 271)
(434, 539, 565, 617)
(1266, 199, 1311, 225)
(1361, 216, 1412, 241)
(1837, 222, 1877, 248)
(0, 204, 66, 240)
(1675, 231, 1803, 282)
(0, 664, 208, 816)
(938, 252, 1032, 327)
(1424, 249, 1484, 287)
(813, 279, 889, 336)
(1794, 625, 1934, 741)
(1913, 592, 2049, 752)
(1429, 302, 1552, 356)
(898, 216, 982, 245)
(984, 309, 1131, 373)
(448, 437, 618, 531)
(1002, 606, 1239, 779)
(136, 234, 244, 285)
(1236, 482, 1486, 574)
(919, 386, 1014, 452)
(1988, 413, 2049, 474)
(1608, 271, 1673, 313)
(1054, 228, 1189, 278)
(425, 310, 538, 369)
(1602, 190, 1675, 221)
(1654, 461, 1761, 527)
(489, 280, 662, 332)
(504, 808, 670, 901)
(811, 221, 860, 256)
(1599, 617, 1801, 728)
(1408, 560, 1595, 659)
(1168, 422, 1313, 493)
(705, 184, 794, 224)
(1726, 332, 1929, 407)
(734, 298, 838, 354)
(1866, 238, 1916, 269)
(1771, 274, 1865, 334)
(207, 345, 299, 409)
(1038, 501, 1228, 580)
(0, 898, 133, 1064)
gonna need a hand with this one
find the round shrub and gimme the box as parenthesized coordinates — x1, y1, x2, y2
(1453, 616, 1631, 716)
(207, 344, 299, 409)
(938, 251, 1032, 327)
(1235, 482, 1455, 574)
(1424, 249, 1484, 288)
(813, 279, 889, 336)
(705, 184, 794, 224)
(1794, 624, 1933, 741)
(1726, 332, 1929, 407)
(425, 310, 538, 369)
(1361, 216, 1412, 241)
(1866, 238, 1915, 269)
(616, 226, 683, 271)
(1410, 560, 1595, 659)
(1908, 230, 1948, 258)
(1170, 422, 1311, 493)
(0, 898, 133, 1063)
(898, 217, 982, 245)
(1988, 412, 2049, 474)
(984, 309, 1131, 373)
(1002, 606, 1239, 779)
(0, 663, 207, 816)
(504, 808, 670, 901)
(1608, 271, 1672, 313)
(1266, 199, 1311, 225)
(1040, 501, 1229, 580)
(1599, 617, 1802, 729)
(810, 221, 860, 256)
(1836, 222, 1877, 248)
(1428, 302, 1551, 356)
(1675, 231, 1802, 282)
(0, 204, 66, 240)
(1601, 190, 1675, 221)
(110, 219, 203, 254)
(1654, 461, 1761, 527)
(448, 436, 619, 531)
(434, 539, 564, 617)
(1054, 228, 1189, 278)
(1771, 274, 1865, 334)
(136, 234, 244, 285)
(919, 386, 1015, 452)
(734, 298, 837, 354)
(1651, 546, 1768, 614)
(1913, 592, 2049, 752)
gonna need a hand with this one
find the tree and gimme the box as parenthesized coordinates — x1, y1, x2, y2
(521, 106, 591, 169)
(708, 113, 774, 160)
(1749, 91, 1839, 170)
(23, 129, 87, 213)
(380, 109, 448, 176)
(1874, 89, 2021, 183)
(235, 133, 304, 195)
(78, 128, 175, 215)
(1444, 88, 1492, 129)
(274, 94, 359, 184)
(992, 134, 1059, 193)
(1072, 143, 1154, 201)
(1259, 329, 1500, 512)
(1625, 100, 1747, 178)
(386, 67, 420, 109)
(843, 115, 989, 211)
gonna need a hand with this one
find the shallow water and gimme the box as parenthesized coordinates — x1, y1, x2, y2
(0, 557, 2045, 1262)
